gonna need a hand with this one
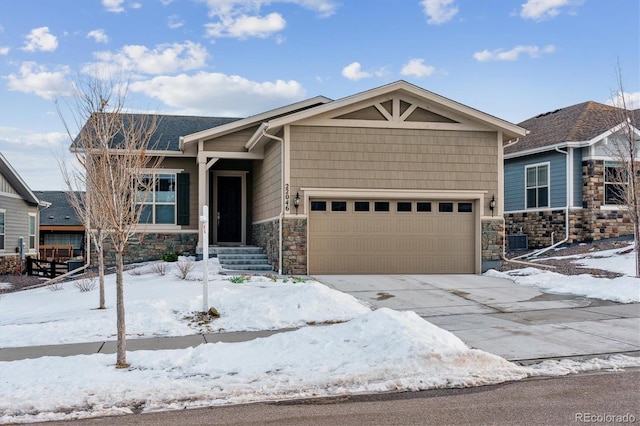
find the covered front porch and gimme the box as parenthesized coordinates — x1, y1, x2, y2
(196, 157, 258, 251)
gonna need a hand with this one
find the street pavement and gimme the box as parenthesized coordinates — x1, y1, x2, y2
(1, 274, 639, 363)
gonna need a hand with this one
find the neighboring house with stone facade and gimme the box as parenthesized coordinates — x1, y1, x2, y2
(79, 80, 526, 274)
(504, 101, 640, 250)
(0, 153, 46, 274)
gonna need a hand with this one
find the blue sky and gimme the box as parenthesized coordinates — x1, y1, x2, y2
(0, 0, 638, 190)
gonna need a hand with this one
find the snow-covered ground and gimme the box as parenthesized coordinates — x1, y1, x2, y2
(487, 242, 640, 303)
(1, 247, 639, 423)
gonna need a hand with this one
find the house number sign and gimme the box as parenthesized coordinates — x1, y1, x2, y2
(284, 183, 290, 212)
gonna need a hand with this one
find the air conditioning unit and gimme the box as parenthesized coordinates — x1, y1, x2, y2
(508, 234, 528, 251)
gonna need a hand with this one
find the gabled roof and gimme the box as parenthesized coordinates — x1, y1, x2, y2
(180, 96, 332, 149)
(73, 114, 242, 153)
(249, 80, 527, 148)
(505, 101, 640, 156)
(35, 191, 83, 226)
(0, 152, 41, 206)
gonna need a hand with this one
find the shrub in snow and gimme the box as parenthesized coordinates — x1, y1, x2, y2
(226, 275, 248, 284)
(150, 262, 168, 276)
(73, 275, 97, 293)
(162, 251, 180, 262)
(47, 282, 64, 291)
(174, 259, 194, 280)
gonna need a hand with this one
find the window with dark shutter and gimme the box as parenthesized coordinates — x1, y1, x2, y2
(176, 173, 190, 225)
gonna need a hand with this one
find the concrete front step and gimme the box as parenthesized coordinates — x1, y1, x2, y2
(217, 254, 268, 260)
(219, 258, 270, 265)
(213, 246, 273, 271)
(220, 264, 274, 271)
(212, 246, 264, 255)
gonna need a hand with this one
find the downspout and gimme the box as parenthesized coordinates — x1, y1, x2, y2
(260, 129, 284, 275)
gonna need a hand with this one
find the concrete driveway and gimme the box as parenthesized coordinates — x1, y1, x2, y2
(313, 274, 640, 362)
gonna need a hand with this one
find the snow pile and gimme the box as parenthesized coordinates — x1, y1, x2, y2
(485, 268, 640, 303)
(0, 309, 532, 423)
(0, 259, 370, 348)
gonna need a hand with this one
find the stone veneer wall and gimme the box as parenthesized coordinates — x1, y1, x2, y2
(504, 210, 583, 249)
(282, 217, 307, 275)
(92, 232, 198, 267)
(252, 219, 280, 272)
(0, 255, 22, 275)
(252, 217, 307, 275)
(481, 218, 504, 263)
(504, 159, 636, 250)
(581, 159, 635, 242)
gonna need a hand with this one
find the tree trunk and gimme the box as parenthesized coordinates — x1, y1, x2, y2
(115, 250, 128, 368)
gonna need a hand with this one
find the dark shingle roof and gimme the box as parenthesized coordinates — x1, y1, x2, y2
(36, 191, 83, 226)
(75, 114, 242, 152)
(149, 115, 242, 151)
(505, 101, 633, 155)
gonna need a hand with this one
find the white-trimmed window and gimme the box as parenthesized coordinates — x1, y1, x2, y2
(28, 213, 36, 250)
(0, 210, 5, 251)
(526, 163, 549, 209)
(604, 161, 627, 205)
(136, 173, 177, 224)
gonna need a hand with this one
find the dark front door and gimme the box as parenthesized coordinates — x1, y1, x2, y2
(217, 176, 242, 243)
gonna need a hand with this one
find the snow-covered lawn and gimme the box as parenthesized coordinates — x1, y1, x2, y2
(1, 249, 639, 423)
(487, 242, 640, 303)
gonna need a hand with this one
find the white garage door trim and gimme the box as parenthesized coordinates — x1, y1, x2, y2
(301, 188, 487, 274)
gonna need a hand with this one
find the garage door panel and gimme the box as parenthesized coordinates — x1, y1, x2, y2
(309, 199, 476, 274)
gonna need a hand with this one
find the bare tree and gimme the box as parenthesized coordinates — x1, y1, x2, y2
(58, 91, 120, 309)
(603, 66, 640, 277)
(58, 75, 161, 367)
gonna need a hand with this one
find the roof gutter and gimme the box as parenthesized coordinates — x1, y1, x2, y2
(245, 123, 270, 151)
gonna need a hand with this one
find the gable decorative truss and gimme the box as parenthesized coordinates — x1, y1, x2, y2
(297, 93, 476, 131)
(247, 81, 527, 151)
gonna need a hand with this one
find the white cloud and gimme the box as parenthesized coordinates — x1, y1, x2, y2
(520, 0, 579, 21)
(401, 58, 436, 77)
(201, 0, 337, 40)
(84, 41, 208, 77)
(129, 72, 306, 116)
(607, 91, 640, 110)
(102, 0, 125, 13)
(6, 62, 73, 99)
(205, 13, 286, 39)
(102, 0, 140, 13)
(420, 0, 458, 25)
(22, 27, 58, 52)
(0, 46, 9, 55)
(342, 62, 371, 81)
(168, 14, 185, 29)
(201, 0, 337, 19)
(87, 29, 109, 44)
(473, 44, 555, 62)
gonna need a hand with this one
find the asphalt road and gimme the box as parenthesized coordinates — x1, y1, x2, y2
(34, 369, 640, 426)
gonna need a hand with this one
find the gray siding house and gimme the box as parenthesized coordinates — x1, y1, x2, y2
(0, 153, 46, 274)
(504, 101, 640, 249)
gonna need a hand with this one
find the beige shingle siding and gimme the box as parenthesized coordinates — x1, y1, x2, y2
(203, 126, 259, 152)
(252, 139, 282, 221)
(289, 126, 498, 215)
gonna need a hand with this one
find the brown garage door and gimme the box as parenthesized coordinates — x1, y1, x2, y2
(308, 199, 476, 274)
